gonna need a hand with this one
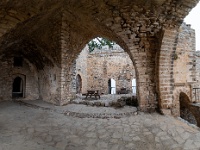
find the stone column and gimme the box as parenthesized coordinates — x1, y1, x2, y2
(60, 21, 75, 105)
(60, 11, 91, 105)
(128, 36, 158, 112)
(158, 28, 178, 115)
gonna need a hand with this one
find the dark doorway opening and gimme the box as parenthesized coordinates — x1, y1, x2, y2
(12, 77, 23, 98)
(76, 74, 82, 94)
(179, 92, 197, 125)
(108, 79, 111, 94)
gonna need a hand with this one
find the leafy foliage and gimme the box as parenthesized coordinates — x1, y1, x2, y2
(88, 37, 115, 52)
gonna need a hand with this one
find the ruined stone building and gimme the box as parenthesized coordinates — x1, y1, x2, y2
(1, 0, 200, 125)
(75, 44, 136, 95)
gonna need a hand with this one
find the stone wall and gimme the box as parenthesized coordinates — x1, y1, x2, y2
(75, 46, 88, 94)
(0, 57, 39, 101)
(194, 51, 200, 103)
(0, 56, 61, 104)
(38, 66, 61, 105)
(195, 51, 200, 82)
(174, 23, 196, 84)
(0, 0, 199, 112)
(171, 23, 196, 115)
(75, 44, 136, 94)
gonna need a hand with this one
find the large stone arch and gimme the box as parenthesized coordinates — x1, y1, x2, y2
(59, 22, 144, 105)
(0, 0, 199, 111)
(60, 6, 163, 111)
(59, 0, 200, 110)
(0, 1, 64, 39)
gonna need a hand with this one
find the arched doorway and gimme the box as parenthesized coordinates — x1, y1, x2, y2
(108, 78, 116, 94)
(12, 77, 24, 98)
(179, 92, 197, 125)
(76, 74, 82, 94)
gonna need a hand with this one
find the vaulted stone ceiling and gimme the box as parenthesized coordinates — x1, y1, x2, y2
(0, 0, 199, 69)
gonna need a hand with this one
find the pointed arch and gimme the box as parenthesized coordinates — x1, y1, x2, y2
(179, 92, 197, 125)
(76, 74, 82, 94)
(12, 74, 26, 98)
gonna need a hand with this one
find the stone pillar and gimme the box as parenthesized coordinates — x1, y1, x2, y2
(128, 36, 158, 112)
(158, 28, 178, 115)
(60, 11, 91, 105)
(60, 16, 75, 105)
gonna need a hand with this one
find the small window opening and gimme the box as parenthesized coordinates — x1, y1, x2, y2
(14, 57, 23, 67)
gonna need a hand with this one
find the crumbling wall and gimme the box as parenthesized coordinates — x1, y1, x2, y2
(171, 23, 197, 116)
(85, 45, 136, 94)
(173, 23, 196, 108)
(174, 23, 196, 84)
(75, 46, 88, 94)
(38, 66, 61, 105)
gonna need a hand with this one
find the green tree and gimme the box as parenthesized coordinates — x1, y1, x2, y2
(88, 37, 115, 52)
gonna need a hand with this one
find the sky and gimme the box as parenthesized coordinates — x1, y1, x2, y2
(184, 2, 200, 51)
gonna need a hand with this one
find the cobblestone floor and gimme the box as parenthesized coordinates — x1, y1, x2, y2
(0, 101, 200, 150)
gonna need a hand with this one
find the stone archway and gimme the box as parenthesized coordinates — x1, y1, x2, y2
(0, 0, 199, 111)
(12, 75, 26, 98)
(76, 74, 82, 94)
(172, 87, 191, 116)
(179, 92, 197, 125)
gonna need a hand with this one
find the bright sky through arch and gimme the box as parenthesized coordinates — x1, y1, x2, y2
(184, 2, 200, 51)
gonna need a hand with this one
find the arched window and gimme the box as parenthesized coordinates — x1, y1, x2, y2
(12, 77, 23, 98)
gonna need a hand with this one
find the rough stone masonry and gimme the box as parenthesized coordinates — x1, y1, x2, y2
(0, 0, 200, 119)
(75, 45, 136, 95)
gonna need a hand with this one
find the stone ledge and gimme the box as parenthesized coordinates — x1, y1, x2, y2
(13, 100, 138, 119)
(63, 110, 138, 119)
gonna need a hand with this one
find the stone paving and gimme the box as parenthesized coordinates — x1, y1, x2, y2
(0, 101, 200, 150)
(16, 99, 138, 118)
